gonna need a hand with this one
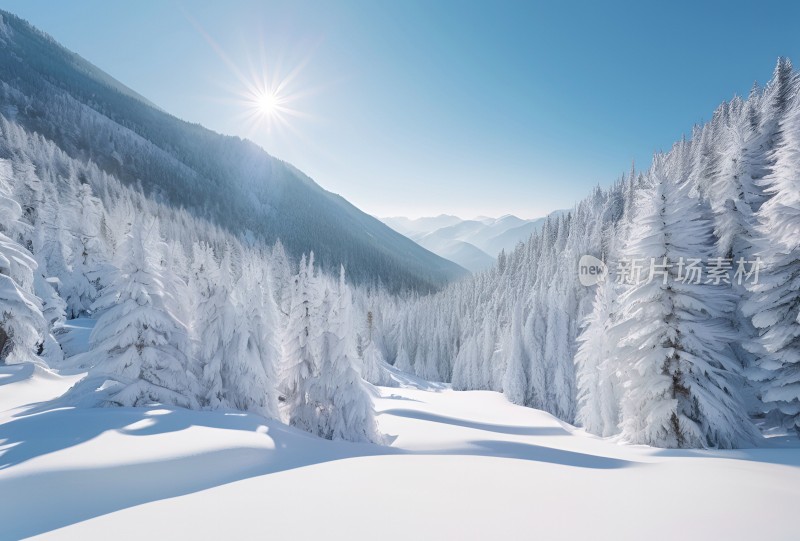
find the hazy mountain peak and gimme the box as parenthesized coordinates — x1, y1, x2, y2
(381, 212, 559, 272)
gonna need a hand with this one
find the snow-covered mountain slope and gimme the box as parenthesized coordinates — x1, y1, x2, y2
(381, 214, 557, 272)
(0, 11, 466, 293)
(1, 364, 798, 541)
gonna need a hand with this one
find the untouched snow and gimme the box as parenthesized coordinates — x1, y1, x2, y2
(1, 366, 799, 541)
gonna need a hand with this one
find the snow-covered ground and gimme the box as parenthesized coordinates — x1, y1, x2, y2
(1, 364, 799, 541)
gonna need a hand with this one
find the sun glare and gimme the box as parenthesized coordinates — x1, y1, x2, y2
(256, 90, 280, 117)
(184, 11, 319, 142)
(240, 80, 304, 134)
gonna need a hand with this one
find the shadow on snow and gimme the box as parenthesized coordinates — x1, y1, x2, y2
(1, 397, 634, 540)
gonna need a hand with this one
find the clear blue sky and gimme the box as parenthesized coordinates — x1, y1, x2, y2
(1, 0, 799, 219)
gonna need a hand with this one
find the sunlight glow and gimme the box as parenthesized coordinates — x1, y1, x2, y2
(236, 71, 312, 136)
(183, 10, 322, 142)
(256, 90, 280, 117)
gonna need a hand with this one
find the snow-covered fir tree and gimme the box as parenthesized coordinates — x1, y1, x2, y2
(501, 301, 527, 405)
(312, 268, 381, 442)
(280, 257, 379, 442)
(609, 158, 757, 448)
(279, 253, 321, 431)
(65, 182, 107, 317)
(32, 271, 65, 366)
(394, 342, 413, 373)
(71, 220, 199, 408)
(225, 253, 280, 418)
(360, 309, 395, 387)
(743, 75, 800, 433)
(0, 160, 46, 365)
(192, 243, 238, 409)
(574, 276, 620, 437)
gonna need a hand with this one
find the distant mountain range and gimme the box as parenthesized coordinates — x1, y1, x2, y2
(0, 11, 467, 293)
(381, 214, 559, 272)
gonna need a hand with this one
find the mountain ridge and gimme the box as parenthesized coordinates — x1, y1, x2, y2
(0, 10, 467, 292)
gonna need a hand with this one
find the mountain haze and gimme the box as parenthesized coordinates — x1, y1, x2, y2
(382, 214, 556, 272)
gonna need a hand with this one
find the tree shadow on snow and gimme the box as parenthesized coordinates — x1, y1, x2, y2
(380, 408, 571, 436)
(0, 399, 633, 540)
(0, 403, 391, 540)
(649, 446, 800, 468)
(426, 439, 635, 469)
(0, 364, 39, 386)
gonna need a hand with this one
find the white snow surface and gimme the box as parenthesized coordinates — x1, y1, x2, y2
(1, 364, 799, 541)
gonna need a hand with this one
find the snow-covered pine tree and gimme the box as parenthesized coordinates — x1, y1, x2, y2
(65, 183, 108, 317)
(72, 220, 198, 408)
(192, 241, 280, 418)
(360, 308, 394, 386)
(394, 342, 413, 373)
(710, 99, 760, 261)
(543, 286, 572, 420)
(743, 84, 800, 433)
(523, 300, 547, 410)
(574, 275, 620, 437)
(280, 253, 322, 431)
(156, 234, 193, 339)
(33, 272, 65, 330)
(32, 271, 65, 366)
(281, 259, 380, 442)
(270, 239, 293, 316)
(361, 340, 393, 386)
(702, 101, 766, 414)
(311, 267, 381, 442)
(396, 311, 417, 371)
(192, 243, 237, 409)
(761, 58, 796, 159)
(0, 161, 46, 365)
(612, 157, 758, 448)
(479, 314, 498, 389)
(451, 333, 478, 390)
(415, 341, 440, 382)
(35, 180, 74, 314)
(502, 301, 527, 405)
(223, 253, 279, 418)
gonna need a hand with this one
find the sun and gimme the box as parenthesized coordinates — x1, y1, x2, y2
(244, 84, 299, 131)
(233, 64, 315, 136)
(185, 12, 316, 139)
(256, 90, 280, 117)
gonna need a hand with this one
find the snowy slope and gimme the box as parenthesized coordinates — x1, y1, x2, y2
(1, 365, 798, 541)
(0, 11, 466, 293)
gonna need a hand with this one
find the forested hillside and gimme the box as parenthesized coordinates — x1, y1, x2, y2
(0, 11, 466, 293)
(372, 58, 800, 447)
